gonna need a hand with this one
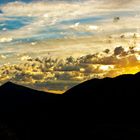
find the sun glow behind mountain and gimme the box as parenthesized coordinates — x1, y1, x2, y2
(1, 0, 140, 93)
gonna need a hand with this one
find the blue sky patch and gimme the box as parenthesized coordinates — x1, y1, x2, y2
(0, 16, 33, 31)
(0, 0, 33, 5)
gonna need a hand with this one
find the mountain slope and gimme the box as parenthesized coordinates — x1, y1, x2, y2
(1, 73, 140, 139)
(63, 73, 140, 138)
(0, 82, 61, 140)
(64, 73, 139, 96)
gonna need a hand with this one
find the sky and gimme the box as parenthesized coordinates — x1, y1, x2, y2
(0, 0, 140, 54)
(0, 0, 85, 5)
(1, 0, 140, 92)
(1, 0, 140, 62)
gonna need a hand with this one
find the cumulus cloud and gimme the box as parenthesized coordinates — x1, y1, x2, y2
(1, 44, 140, 93)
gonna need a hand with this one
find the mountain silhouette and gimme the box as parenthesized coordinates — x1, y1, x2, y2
(1, 73, 140, 139)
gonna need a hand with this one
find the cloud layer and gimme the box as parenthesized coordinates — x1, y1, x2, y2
(1, 44, 140, 93)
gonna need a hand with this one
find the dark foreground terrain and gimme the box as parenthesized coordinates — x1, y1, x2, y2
(1, 73, 140, 139)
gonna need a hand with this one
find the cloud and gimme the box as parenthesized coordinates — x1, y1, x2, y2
(0, 0, 140, 48)
(0, 37, 13, 43)
(107, 0, 137, 5)
(0, 54, 6, 59)
(1, 44, 140, 92)
(99, 0, 139, 9)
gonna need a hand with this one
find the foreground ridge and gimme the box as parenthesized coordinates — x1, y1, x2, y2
(1, 72, 140, 139)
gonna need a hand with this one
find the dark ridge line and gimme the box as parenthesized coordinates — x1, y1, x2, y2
(0, 72, 137, 95)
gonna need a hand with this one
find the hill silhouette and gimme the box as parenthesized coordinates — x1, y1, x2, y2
(1, 73, 140, 139)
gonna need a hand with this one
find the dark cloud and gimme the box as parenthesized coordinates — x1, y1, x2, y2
(114, 46, 124, 55)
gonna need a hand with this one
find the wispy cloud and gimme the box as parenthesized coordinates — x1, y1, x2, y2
(0, 0, 139, 43)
